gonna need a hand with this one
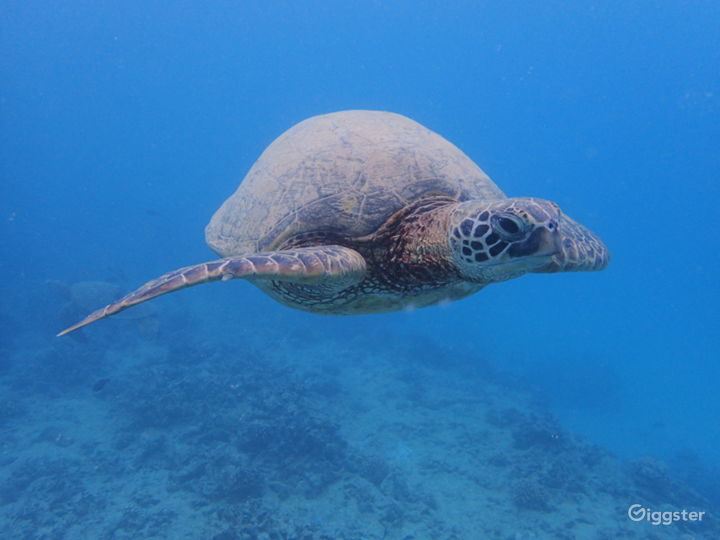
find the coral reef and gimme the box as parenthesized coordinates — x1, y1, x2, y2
(0, 324, 716, 539)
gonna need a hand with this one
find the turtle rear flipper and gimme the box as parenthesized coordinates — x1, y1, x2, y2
(57, 246, 366, 336)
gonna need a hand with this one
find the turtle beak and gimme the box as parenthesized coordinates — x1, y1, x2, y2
(534, 212, 610, 273)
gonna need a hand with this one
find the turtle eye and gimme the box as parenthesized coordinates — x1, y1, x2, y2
(498, 217, 520, 234)
(493, 214, 525, 239)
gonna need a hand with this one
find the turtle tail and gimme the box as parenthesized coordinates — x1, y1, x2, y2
(57, 246, 366, 336)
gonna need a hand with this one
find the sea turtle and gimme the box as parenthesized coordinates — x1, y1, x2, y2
(59, 110, 609, 336)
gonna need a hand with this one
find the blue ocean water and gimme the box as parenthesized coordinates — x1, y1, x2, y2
(1, 1, 718, 538)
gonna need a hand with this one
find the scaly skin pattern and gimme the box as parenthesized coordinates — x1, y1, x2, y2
(57, 246, 367, 336)
(448, 197, 610, 283)
(262, 197, 483, 314)
(264, 196, 610, 314)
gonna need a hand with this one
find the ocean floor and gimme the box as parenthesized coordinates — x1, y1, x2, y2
(0, 305, 717, 539)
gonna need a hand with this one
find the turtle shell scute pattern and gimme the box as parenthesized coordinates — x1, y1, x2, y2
(205, 110, 506, 257)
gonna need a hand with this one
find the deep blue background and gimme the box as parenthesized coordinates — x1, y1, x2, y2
(2, 1, 718, 469)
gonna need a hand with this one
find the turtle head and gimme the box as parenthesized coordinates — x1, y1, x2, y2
(449, 197, 609, 283)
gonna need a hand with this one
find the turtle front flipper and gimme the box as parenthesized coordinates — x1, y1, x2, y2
(57, 246, 366, 336)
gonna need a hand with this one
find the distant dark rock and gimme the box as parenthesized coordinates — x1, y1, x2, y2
(485, 407, 524, 428)
(629, 456, 676, 501)
(512, 414, 567, 451)
(348, 453, 391, 487)
(92, 377, 110, 392)
(512, 480, 554, 512)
